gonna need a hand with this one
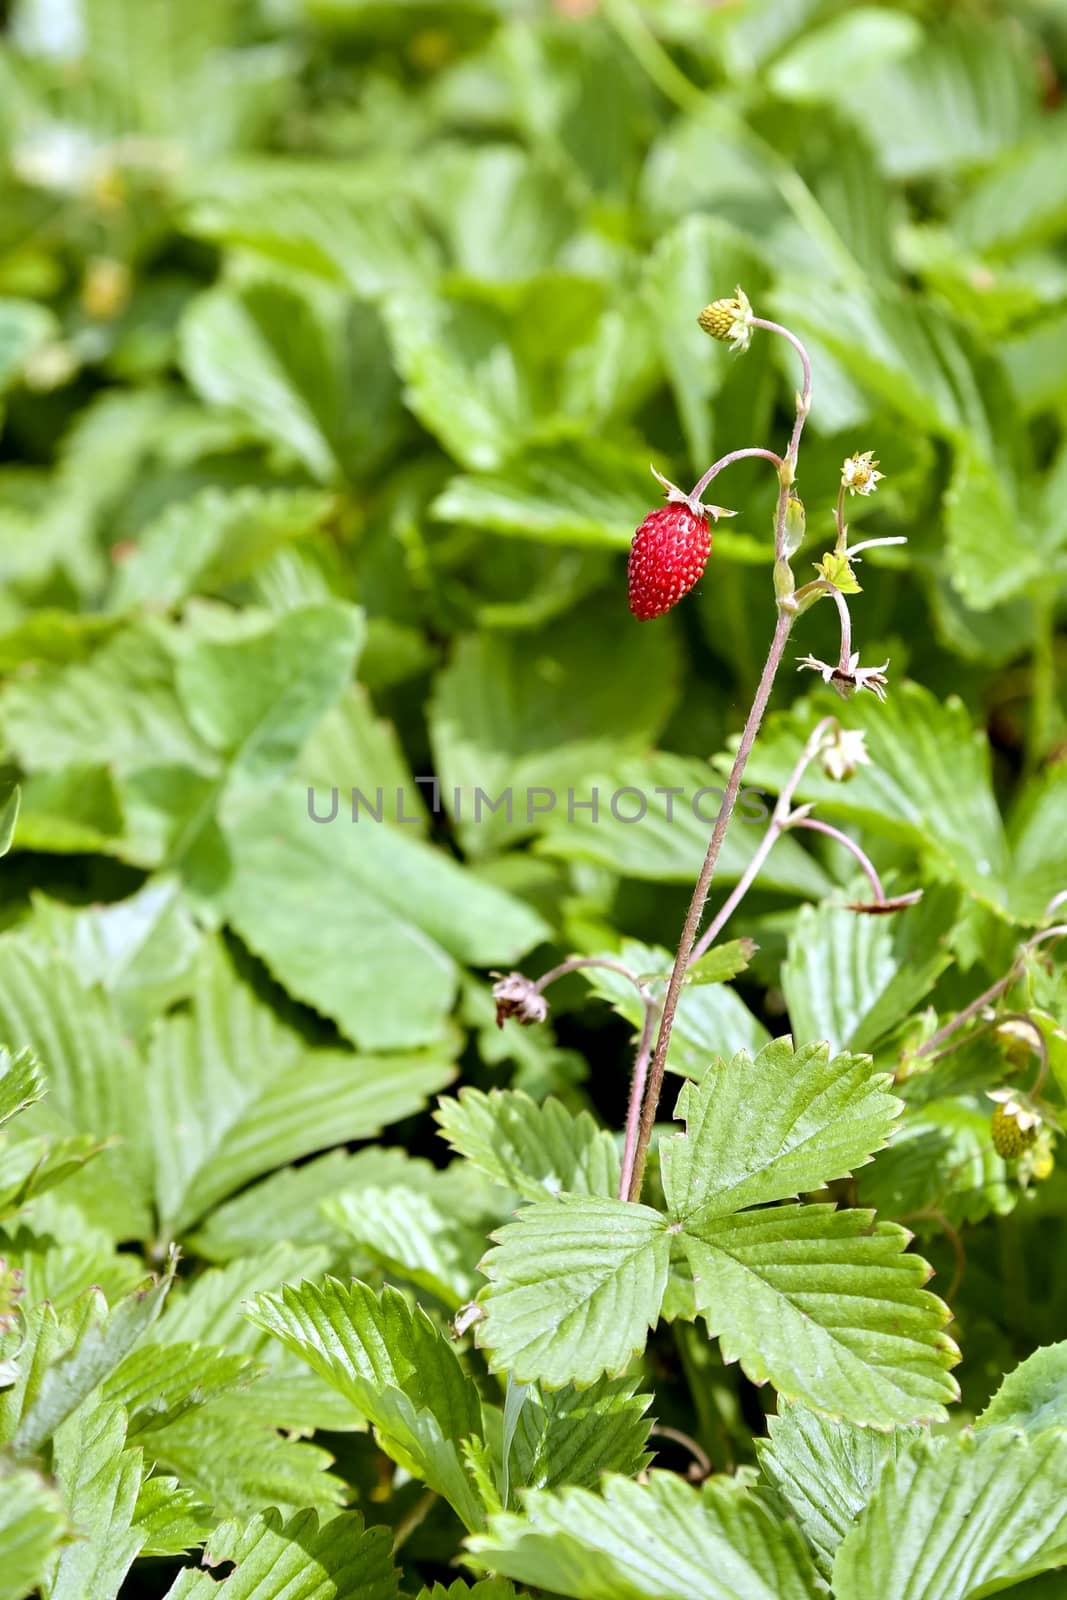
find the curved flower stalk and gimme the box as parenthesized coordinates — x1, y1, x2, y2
(492, 288, 915, 1205)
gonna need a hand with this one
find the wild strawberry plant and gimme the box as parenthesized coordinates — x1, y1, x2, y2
(1, 2, 1067, 1599)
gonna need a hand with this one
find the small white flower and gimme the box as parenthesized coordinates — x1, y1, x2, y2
(841, 451, 885, 497)
(820, 726, 870, 782)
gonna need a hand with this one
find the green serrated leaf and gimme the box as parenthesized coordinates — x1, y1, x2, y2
(7, 1262, 175, 1457)
(149, 1401, 345, 1520)
(579, 939, 770, 1077)
(248, 1277, 485, 1529)
(0, 1048, 44, 1130)
(477, 1196, 670, 1387)
(174, 602, 363, 782)
(976, 1340, 1067, 1436)
(682, 1205, 959, 1426)
(508, 1375, 653, 1496)
(219, 782, 546, 1051)
(180, 281, 403, 483)
(45, 1399, 146, 1600)
(163, 1507, 398, 1600)
(324, 1184, 488, 1309)
(781, 891, 957, 1055)
(680, 939, 758, 988)
(467, 1470, 824, 1600)
(132, 1474, 213, 1559)
(0, 940, 153, 1236)
(147, 938, 453, 1234)
(757, 1403, 922, 1580)
(101, 1340, 257, 1436)
(661, 1037, 901, 1223)
(834, 1429, 1067, 1598)
(436, 1089, 620, 1203)
(0, 1462, 68, 1600)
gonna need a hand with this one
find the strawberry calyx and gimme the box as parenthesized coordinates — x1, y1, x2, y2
(650, 464, 736, 523)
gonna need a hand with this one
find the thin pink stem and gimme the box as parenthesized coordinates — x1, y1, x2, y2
(790, 815, 885, 903)
(690, 447, 784, 504)
(752, 317, 812, 489)
(626, 609, 795, 1202)
(532, 955, 659, 1204)
(618, 996, 661, 1201)
(690, 715, 839, 963)
(825, 584, 852, 673)
(535, 956, 645, 996)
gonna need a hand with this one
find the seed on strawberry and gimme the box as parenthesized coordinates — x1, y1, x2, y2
(628, 504, 712, 620)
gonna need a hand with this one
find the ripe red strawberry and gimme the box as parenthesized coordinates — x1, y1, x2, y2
(628, 503, 712, 620)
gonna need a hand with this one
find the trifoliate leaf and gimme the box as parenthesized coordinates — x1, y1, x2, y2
(248, 1277, 486, 1529)
(682, 1205, 959, 1426)
(660, 1037, 901, 1224)
(324, 1184, 490, 1309)
(467, 1471, 824, 1600)
(477, 1196, 670, 1387)
(435, 1089, 621, 1202)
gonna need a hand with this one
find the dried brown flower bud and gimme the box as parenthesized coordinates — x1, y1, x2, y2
(491, 972, 549, 1029)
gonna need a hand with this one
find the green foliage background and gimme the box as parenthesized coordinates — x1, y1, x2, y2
(2, 0, 1067, 1596)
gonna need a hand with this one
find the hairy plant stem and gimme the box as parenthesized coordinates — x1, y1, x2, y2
(626, 608, 794, 1201)
(912, 924, 1067, 1063)
(625, 318, 813, 1203)
(529, 955, 659, 1201)
(690, 716, 837, 963)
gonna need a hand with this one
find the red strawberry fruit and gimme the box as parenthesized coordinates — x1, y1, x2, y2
(628, 503, 712, 620)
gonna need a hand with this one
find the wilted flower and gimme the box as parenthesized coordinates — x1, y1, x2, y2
(491, 972, 548, 1029)
(846, 890, 924, 915)
(698, 286, 754, 353)
(841, 451, 884, 497)
(798, 651, 890, 703)
(820, 726, 870, 781)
